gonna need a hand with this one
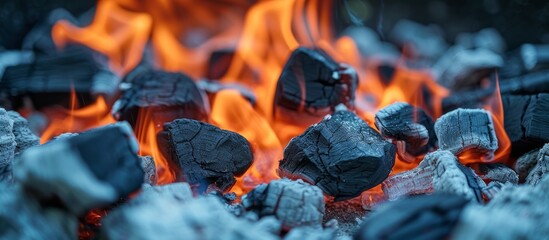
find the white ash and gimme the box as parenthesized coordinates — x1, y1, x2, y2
(131, 183, 193, 206)
(101, 196, 278, 240)
(515, 148, 540, 182)
(474, 163, 518, 184)
(242, 178, 325, 229)
(139, 156, 157, 185)
(526, 143, 549, 185)
(7, 110, 40, 154)
(284, 226, 339, 240)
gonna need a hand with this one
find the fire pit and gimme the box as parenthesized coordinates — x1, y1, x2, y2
(1, 0, 549, 239)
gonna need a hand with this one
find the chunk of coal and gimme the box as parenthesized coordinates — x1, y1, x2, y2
(139, 156, 157, 185)
(354, 193, 469, 240)
(101, 196, 278, 240)
(0, 183, 76, 239)
(242, 178, 325, 229)
(515, 148, 540, 182)
(274, 47, 358, 116)
(433, 46, 503, 91)
(435, 109, 498, 160)
(502, 94, 549, 155)
(525, 143, 549, 186)
(0, 109, 15, 182)
(470, 163, 518, 184)
(455, 28, 506, 54)
(375, 102, 437, 162)
(112, 70, 208, 127)
(157, 118, 253, 193)
(382, 151, 484, 202)
(390, 19, 448, 62)
(14, 122, 144, 215)
(0, 46, 119, 110)
(7, 111, 39, 154)
(278, 110, 396, 201)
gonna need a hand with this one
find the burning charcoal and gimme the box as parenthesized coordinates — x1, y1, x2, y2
(480, 181, 507, 201)
(0, 183, 76, 239)
(324, 196, 366, 235)
(278, 109, 396, 201)
(0, 109, 15, 182)
(525, 143, 549, 186)
(206, 49, 235, 80)
(515, 148, 540, 182)
(0, 46, 119, 110)
(7, 111, 39, 154)
(196, 79, 256, 105)
(112, 70, 208, 127)
(157, 118, 253, 193)
(354, 193, 469, 240)
(274, 47, 358, 117)
(382, 151, 485, 202)
(455, 28, 506, 54)
(139, 156, 157, 185)
(434, 109, 498, 159)
(390, 19, 447, 62)
(14, 122, 144, 215)
(502, 94, 549, 155)
(433, 46, 503, 91)
(471, 163, 518, 184)
(242, 178, 325, 229)
(101, 196, 278, 240)
(375, 102, 437, 162)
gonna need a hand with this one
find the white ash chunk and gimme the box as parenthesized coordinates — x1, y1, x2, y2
(0, 109, 15, 182)
(242, 178, 325, 229)
(7, 111, 40, 154)
(139, 156, 157, 185)
(382, 151, 485, 202)
(515, 148, 540, 182)
(525, 143, 549, 185)
(131, 183, 193, 206)
(101, 196, 278, 240)
(435, 108, 498, 159)
(472, 163, 518, 184)
(284, 226, 337, 240)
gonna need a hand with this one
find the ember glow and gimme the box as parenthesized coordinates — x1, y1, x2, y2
(46, 0, 511, 194)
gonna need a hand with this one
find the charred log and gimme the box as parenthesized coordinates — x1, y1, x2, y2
(157, 118, 253, 193)
(375, 102, 437, 162)
(112, 70, 208, 128)
(354, 193, 469, 240)
(278, 109, 396, 201)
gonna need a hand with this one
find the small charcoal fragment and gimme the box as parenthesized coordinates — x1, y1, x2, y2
(354, 193, 469, 240)
(390, 19, 447, 62)
(525, 143, 549, 186)
(375, 102, 437, 162)
(7, 111, 39, 154)
(139, 156, 157, 185)
(242, 178, 325, 229)
(274, 47, 358, 116)
(278, 109, 396, 201)
(435, 109, 498, 160)
(157, 118, 253, 193)
(112, 69, 208, 127)
(515, 148, 540, 182)
(470, 163, 518, 184)
(14, 122, 144, 215)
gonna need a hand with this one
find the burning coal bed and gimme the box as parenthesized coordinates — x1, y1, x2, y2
(2, 1, 549, 240)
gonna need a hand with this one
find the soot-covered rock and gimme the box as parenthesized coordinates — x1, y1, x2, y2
(375, 102, 437, 162)
(14, 122, 144, 215)
(7, 111, 39, 154)
(354, 193, 469, 240)
(157, 118, 253, 193)
(242, 178, 325, 230)
(278, 109, 396, 201)
(435, 109, 498, 160)
(112, 69, 208, 127)
(382, 151, 485, 202)
(274, 47, 358, 116)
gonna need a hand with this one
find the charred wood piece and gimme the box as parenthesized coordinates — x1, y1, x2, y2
(502, 94, 549, 155)
(525, 143, 549, 186)
(157, 118, 253, 193)
(382, 151, 485, 202)
(139, 156, 157, 185)
(515, 148, 540, 183)
(274, 47, 358, 116)
(101, 196, 278, 240)
(242, 178, 325, 230)
(375, 102, 437, 162)
(470, 163, 518, 184)
(7, 111, 39, 154)
(433, 46, 503, 91)
(354, 193, 468, 240)
(14, 122, 144, 215)
(278, 109, 396, 201)
(112, 70, 208, 128)
(435, 109, 498, 159)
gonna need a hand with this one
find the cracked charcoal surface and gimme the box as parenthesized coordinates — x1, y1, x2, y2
(435, 108, 497, 158)
(472, 163, 518, 184)
(355, 193, 469, 240)
(157, 118, 253, 193)
(375, 102, 437, 160)
(112, 69, 208, 127)
(0, 109, 15, 183)
(526, 143, 549, 186)
(515, 148, 541, 183)
(274, 47, 358, 116)
(242, 178, 325, 229)
(7, 110, 39, 155)
(278, 110, 396, 201)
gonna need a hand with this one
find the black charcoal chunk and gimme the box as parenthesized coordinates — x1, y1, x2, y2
(242, 178, 325, 229)
(278, 109, 396, 201)
(455, 28, 506, 54)
(112, 70, 208, 127)
(390, 19, 447, 62)
(435, 109, 498, 159)
(375, 102, 437, 162)
(14, 122, 144, 215)
(157, 118, 253, 193)
(274, 47, 358, 116)
(7, 111, 39, 154)
(354, 193, 468, 240)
